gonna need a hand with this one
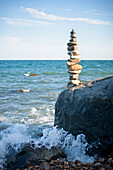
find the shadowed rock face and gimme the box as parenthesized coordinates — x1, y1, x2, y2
(7, 145, 66, 169)
(54, 75, 113, 150)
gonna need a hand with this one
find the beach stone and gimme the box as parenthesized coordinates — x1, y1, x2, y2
(67, 64, 82, 71)
(70, 38, 77, 42)
(68, 70, 81, 74)
(67, 41, 78, 46)
(67, 82, 75, 88)
(67, 58, 81, 65)
(69, 80, 80, 85)
(71, 29, 76, 34)
(67, 46, 78, 51)
(71, 56, 80, 60)
(93, 162, 101, 167)
(7, 145, 66, 169)
(70, 34, 76, 39)
(69, 74, 79, 79)
(29, 73, 37, 76)
(70, 76, 79, 80)
(67, 50, 80, 56)
(39, 162, 50, 170)
(54, 75, 113, 155)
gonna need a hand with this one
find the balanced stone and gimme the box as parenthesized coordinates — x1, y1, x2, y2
(67, 58, 81, 64)
(70, 76, 79, 80)
(67, 46, 78, 51)
(67, 51, 80, 56)
(70, 29, 76, 34)
(67, 60, 80, 66)
(68, 70, 81, 74)
(69, 38, 77, 42)
(69, 73, 79, 79)
(67, 64, 82, 71)
(70, 56, 81, 60)
(67, 61, 76, 66)
(70, 79, 80, 85)
(70, 35, 76, 39)
(67, 82, 75, 88)
(67, 41, 78, 46)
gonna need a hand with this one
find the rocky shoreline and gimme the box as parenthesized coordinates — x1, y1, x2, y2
(8, 152, 113, 170)
(6, 142, 113, 170)
(5, 75, 113, 170)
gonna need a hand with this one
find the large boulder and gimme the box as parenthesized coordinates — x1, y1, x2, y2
(54, 75, 113, 153)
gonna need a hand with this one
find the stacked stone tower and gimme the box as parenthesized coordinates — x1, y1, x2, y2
(67, 29, 82, 88)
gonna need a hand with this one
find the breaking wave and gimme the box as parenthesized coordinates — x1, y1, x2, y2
(0, 124, 94, 168)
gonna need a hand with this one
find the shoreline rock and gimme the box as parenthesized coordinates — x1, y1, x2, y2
(8, 152, 113, 170)
(6, 144, 66, 170)
(54, 75, 113, 155)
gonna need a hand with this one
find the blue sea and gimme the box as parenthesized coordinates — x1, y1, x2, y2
(0, 60, 113, 167)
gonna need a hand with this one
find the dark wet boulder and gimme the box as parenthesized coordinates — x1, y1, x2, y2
(54, 75, 113, 154)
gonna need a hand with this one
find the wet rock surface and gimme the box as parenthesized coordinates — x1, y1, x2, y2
(7, 144, 66, 170)
(54, 75, 113, 155)
(8, 153, 113, 170)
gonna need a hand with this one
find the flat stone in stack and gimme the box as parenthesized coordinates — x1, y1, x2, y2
(67, 29, 82, 88)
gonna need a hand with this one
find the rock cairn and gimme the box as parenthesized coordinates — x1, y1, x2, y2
(67, 29, 82, 88)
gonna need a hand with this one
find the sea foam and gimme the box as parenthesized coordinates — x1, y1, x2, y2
(0, 123, 31, 168)
(35, 126, 94, 163)
(0, 124, 94, 168)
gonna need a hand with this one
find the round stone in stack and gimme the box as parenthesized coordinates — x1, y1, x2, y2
(67, 41, 78, 46)
(68, 70, 81, 74)
(67, 46, 78, 51)
(70, 74, 79, 80)
(67, 58, 81, 65)
(67, 79, 80, 88)
(70, 79, 80, 85)
(67, 51, 80, 56)
(70, 29, 76, 34)
(67, 82, 75, 88)
(67, 64, 82, 71)
(69, 73, 79, 79)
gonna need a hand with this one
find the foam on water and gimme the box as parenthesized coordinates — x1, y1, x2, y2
(0, 124, 94, 168)
(35, 126, 94, 163)
(28, 107, 54, 125)
(30, 107, 38, 118)
(0, 123, 31, 168)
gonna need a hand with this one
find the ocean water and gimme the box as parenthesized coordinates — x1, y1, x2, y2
(0, 60, 113, 168)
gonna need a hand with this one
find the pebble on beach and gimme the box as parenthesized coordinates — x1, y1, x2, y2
(15, 153, 113, 170)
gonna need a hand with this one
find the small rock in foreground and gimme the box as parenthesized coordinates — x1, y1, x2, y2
(14, 153, 113, 170)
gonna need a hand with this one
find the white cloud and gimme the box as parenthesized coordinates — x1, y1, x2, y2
(0, 17, 53, 26)
(0, 8, 111, 26)
(23, 7, 112, 25)
(84, 10, 113, 17)
(24, 7, 62, 21)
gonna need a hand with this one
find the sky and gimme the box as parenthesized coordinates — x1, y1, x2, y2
(0, 0, 113, 60)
